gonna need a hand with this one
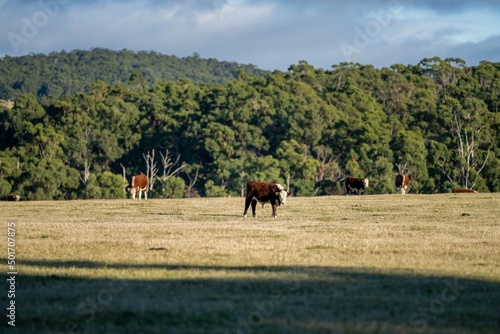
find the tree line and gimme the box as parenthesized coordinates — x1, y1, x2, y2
(0, 48, 267, 100)
(0, 55, 498, 200)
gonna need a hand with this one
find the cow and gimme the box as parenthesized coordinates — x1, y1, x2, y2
(452, 188, 478, 193)
(395, 173, 410, 194)
(345, 177, 369, 195)
(7, 194, 20, 201)
(127, 174, 148, 200)
(243, 181, 290, 218)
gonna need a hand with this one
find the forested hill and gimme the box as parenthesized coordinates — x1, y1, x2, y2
(0, 48, 268, 100)
(0, 57, 499, 200)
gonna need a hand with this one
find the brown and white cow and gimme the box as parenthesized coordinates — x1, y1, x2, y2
(7, 194, 20, 201)
(345, 177, 369, 195)
(127, 174, 148, 200)
(395, 173, 410, 194)
(243, 181, 290, 218)
(452, 188, 478, 193)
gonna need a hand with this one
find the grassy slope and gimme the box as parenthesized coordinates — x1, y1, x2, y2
(1, 194, 499, 333)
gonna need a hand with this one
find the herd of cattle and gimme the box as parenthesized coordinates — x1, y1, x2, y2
(125, 173, 411, 201)
(126, 172, 472, 218)
(344, 173, 410, 195)
(2, 173, 477, 206)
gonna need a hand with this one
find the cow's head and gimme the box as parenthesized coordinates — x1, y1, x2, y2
(363, 178, 369, 189)
(127, 186, 137, 198)
(275, 184, 289, 206)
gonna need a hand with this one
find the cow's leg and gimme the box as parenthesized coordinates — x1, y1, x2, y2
(271, 203, 278, 218)
(347, 185, 354, 195)
(144, 189, 148, 200)
(243, 197, 252, 217)
(132, 190, 136, 200)
(251, 199, 257, 217)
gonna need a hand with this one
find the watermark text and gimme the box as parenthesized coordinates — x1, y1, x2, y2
(6, 221, 17, 327)
(7, 0, 71, 53)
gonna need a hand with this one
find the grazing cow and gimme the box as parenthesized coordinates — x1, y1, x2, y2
(7, 194, 20, 201)
(452, 188, 478, 193)
(345, 177, 369, 195)
(243, 181, 290, 218)
(395, 173, 410, 194)
(127, 174, 148, 200)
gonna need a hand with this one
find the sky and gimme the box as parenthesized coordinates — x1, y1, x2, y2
(0, 0, 499, 71)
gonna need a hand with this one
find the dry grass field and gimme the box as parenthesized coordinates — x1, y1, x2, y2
(1, 193, 500, 334)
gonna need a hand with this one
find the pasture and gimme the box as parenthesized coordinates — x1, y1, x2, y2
(1, 193, 500, 333)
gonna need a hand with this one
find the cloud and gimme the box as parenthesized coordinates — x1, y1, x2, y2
(404, 0, 500, 15)
(0, 0, 498, 70)
(450, 35, 500, 65)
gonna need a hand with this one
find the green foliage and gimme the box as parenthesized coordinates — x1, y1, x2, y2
(392, 130, 429, 193)
(161, 177, 186, 198)
(0, 178, 12, 197)
(0, 48, 268, 100)
(0, 150, 21, 180)
(83, 174, 101, 199)
(98, 172, 125, 199)
(204, 180, 227, 198)
(0, 54, 498, 199)
(17, 158, 80, 200)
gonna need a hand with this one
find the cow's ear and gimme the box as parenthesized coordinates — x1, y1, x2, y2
(287, 192, 291, 197)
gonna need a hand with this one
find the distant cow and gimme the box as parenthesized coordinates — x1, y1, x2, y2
(395, 173, 410, 194)
(7, 194, 20, 201)
(127, 174, 148, 200)
(244, 181, 290, 218)
(452, 188, 478, 193)
(345, 177, 369, 195)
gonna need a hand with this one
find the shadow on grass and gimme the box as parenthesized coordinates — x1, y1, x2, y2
(7, 259, 500, 334)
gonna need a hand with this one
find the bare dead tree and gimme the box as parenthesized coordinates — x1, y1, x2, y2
(158, 149, 183, 195)
(120, 163, 128, 195)
(316, 156, 345, 183)
(120, 163, 127, 184)
(185, 165, 200, 198)
(439, 162, 454, 185)
(448, 112, 491, 189)
(279, 170, 292, 194)
(77, 126, 93, 186)
(395, 163, 411, 175)
(80, 159, 91, 184)
(277, 169, 293, 193)
(239, 171, 245, 198)
(314, 148, 345, 194)
(143, 150, 158, 195)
